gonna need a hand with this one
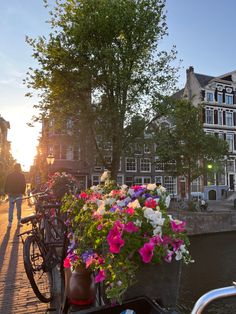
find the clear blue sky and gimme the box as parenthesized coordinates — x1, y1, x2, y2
(0, 0, 236, 170)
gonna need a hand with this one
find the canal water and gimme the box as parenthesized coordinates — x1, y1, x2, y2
(176, 231, 236, 313)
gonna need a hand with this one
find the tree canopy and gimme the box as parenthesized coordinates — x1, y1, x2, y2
(25, 0, 179, 178)
(152, 98, 229, 199)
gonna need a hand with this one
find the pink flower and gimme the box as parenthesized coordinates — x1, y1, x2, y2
(124, 207, 135, 215)
(144, 198, 158, 209)
(63, 257, 71, 268)
(131, 185, 144, 191)
(139, 242, 155, 263)
(170, 220, 186, 233)
(107, 234, 125, 253)
(124, 221, 139, 233)
(95, 269, 106, 283)
(164, 250, 174, 263)
(97, 224, 103, 230)
(172, 239, 184, 251)
(150, 235, 163, 246)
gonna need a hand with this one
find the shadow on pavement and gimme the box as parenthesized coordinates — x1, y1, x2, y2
(0, 227, 20, 314)
(0, 228, 11, 273)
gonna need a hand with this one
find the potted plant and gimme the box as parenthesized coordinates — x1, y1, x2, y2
(61, 174, 192, 308)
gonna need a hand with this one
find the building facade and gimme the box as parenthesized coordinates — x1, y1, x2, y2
(34, 66, 235, 199)
(179, 66, 236, 199)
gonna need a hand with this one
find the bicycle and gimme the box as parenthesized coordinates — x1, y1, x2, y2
(18, 191, 67, 303)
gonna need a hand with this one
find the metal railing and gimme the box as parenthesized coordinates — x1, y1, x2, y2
(191, 282, 236, 314)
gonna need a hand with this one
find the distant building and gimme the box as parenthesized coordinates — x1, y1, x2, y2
(0, 115, 10, 167)
(178, 66, 236, 199)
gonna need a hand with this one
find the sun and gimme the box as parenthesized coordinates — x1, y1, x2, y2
(9, 126, 39, 172)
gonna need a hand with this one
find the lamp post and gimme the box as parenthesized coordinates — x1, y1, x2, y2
(46, 153, 55, 177)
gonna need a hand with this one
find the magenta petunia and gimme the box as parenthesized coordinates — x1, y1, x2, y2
(172, 238, 184, 251)
(107, 234, 125, 253)
(164, 250, 174, 263)
(95, 269, 106, 283)
(124, 221, 139, 233)
(125, 207, 135, 215)
(170, 220, 186, 233)
(139, 242, 155, 263)
(63, 257, 71, 268)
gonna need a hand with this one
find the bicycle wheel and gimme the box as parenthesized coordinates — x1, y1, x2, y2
(23, 235, 53, 303)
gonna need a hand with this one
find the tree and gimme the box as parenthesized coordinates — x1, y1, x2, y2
(25, 0, 179, 179)
(153, 98, 229, 200)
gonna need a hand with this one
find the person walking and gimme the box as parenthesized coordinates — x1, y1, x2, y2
(4, 163, 26, 228)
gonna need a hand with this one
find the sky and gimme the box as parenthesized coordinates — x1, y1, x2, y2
(1, 0, 236, 171)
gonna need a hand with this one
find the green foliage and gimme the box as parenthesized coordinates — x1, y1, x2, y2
(25, 0, 179, 179)
(153, 98, 229, 198)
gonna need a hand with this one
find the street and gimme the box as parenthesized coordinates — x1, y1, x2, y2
(0, 200, 50, 314)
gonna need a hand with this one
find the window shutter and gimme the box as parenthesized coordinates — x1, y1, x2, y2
(223, 92, 225, 103)
(202, 107, 205, 122)
(223, 111, 226, 125)
(214, 110, 218, 124)
(234, 134, 236, 150)
(214, 90, 218, 101)
(201, 90, 205, 100)
(234, 112, 236, 126)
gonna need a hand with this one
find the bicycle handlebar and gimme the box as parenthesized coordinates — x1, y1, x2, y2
(12, 190, 50, 203)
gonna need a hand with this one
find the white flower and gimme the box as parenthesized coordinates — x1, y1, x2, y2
(128, 188, 135, 196)
(134, 219, 142, 227)
(165, 195, 171, 208)
(143, 207, 154, 219)
(104, 197, 116, 205)
(153, 226, 162, 235)
(146, 183, 157, 191)
(128, 199, 141, 209)
(100, 170, 111, 182)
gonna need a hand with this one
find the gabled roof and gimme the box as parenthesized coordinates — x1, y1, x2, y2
(195, 73, 214, 87)
(172, 88, 185, 99)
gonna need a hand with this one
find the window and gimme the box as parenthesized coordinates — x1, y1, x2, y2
(227, 160, 234, 172)
(125, 176, 133, 186)
(218, 111, 223, 125)
(125, 158, 137, 172)
(206, 92, 214, 102)
(155, 157, 164, 172)
(144, 144, 151, 154)
(61, 145, 67, 159)
(218, 132, 224, 140)
(191, 178, 201, 192)
(206, 108, 213, 124)
(104, 155, 112, 169)
(164, 176, 177, 194)
(117, 175, 124, 186)
(94, 155, 103, 171)
(218, 93, 223, 104)
(225, 94, 233, 105)
(134, 177, 151, 185)
(140, 158, 151, 172)
(226, 133, 233, 152)
(66, 145, 73, 160)
(92, 175, 100, 186)
(73, 146, 81, 160)
(154, 176, 163, 185)
(226, 112, 233, 126)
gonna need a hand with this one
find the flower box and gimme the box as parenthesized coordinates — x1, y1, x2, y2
(62, 173, 192, 305)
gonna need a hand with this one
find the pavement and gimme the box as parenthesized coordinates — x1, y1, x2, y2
(0, 200, 51, 314)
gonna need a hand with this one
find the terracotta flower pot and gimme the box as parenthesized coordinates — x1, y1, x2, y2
(64, 266, 96, 305)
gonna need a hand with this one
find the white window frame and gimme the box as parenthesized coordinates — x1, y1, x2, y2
(154, 176, 163, 185)
(140, 158, 151, 172)
(155, 157, 164, 172)
(125, 157, 137, 172)
(117, 174, 124, 186)
(91, 175, 100, 186)
(218, 93, 223, 104)
(206, 108, 214, 124)
(134, 176, 152, 185)
(164, 176, 177, 195)
(218, 110, 223, 125)
(226, 133, 234, 152)
(225, 94, 233, 105)
(206, 92, 214, 102)
(226, 111, 233, 126)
